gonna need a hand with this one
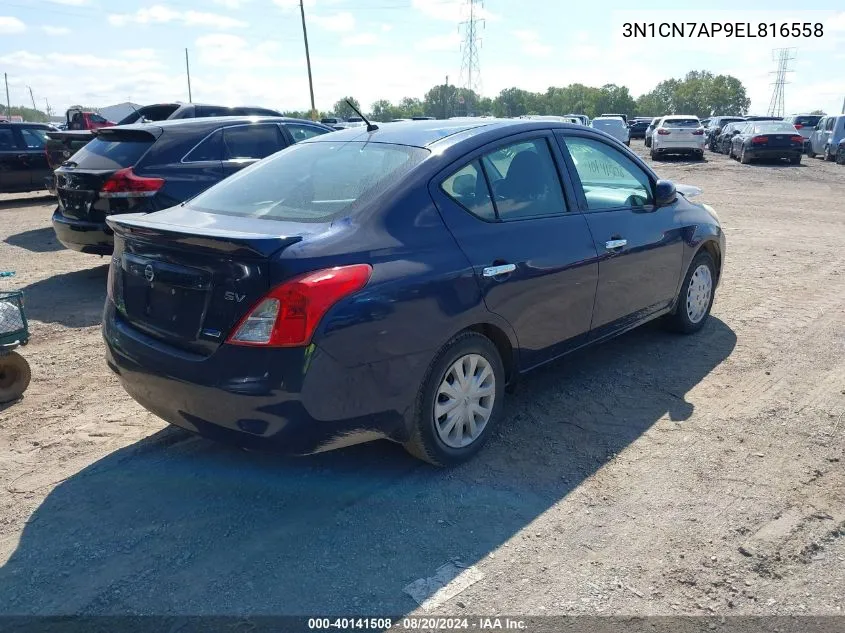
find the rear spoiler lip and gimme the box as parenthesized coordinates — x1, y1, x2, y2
(107, 213, 303, 258)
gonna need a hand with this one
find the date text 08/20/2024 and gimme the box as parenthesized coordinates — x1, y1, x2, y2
(307, 617, 527, 630)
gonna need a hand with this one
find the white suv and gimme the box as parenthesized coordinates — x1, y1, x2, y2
(650, 115, 706, 160)
(590, 117, 630, 146)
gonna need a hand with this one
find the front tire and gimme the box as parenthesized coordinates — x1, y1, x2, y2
(404, 332, 505, 466)
(836, 147, 845, 165)
(0, 352, 31, 403)
(740, 146, 751, 164)
(807, 146, 817, 158)
(664, 251, 716, 334)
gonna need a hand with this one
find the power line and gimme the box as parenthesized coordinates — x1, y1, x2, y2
(459, 0, 484, 107)
(767, 47, 795, 118)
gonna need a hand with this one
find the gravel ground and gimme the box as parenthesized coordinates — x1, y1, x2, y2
(0, 143, 843, 619)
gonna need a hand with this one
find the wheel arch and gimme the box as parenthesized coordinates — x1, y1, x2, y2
(463, 322, 516, 384)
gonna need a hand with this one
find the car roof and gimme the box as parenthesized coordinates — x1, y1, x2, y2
(0, 121, 52, 127)
(662, 115, 700, 119)
(111, 116, 328, 133)
(300, 118, 590, 149)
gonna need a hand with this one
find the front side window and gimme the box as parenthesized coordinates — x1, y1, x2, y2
(826, 118, 834, 131)
(0, 129, 17, 150)
(223, 124, 285, 160)
(441, 160, 496, 221)
(562, 136, 653, 211)
(480, 138, 568, 220)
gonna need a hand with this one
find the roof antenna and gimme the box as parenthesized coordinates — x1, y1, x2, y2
(346, 99, 378, 132)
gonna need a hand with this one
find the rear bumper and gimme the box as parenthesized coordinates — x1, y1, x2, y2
(745, 148, 801, 160)
(653, 139, 705, 153)
(52, 209, 113, 255)
(103, 304, 429, 454)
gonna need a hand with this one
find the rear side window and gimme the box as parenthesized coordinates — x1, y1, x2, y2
(285, 123, 329, 143)
(187, 141, 428, 222)
(20, 127, 48, 149)
(479, 138, 568, 220)
(441, 160, 496, 221)
(0, 129, 18, 150)
(563, 136, 653, 210)
(184, 130, 223, 162)
(223, 124, 285, 160)
(68, 137, 154, 169)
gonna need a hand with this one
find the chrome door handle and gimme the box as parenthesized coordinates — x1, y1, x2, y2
(482, 263, 516, 278)
(605, 239, 627, 250)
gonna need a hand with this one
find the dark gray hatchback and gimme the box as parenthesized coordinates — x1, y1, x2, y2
(51, 116, 333, 254)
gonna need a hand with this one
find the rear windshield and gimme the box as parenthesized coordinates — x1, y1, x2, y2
(67, 136, 154, 169)
(186, 141, 429, 222)
(663, 118, 700, 128)
(753, 122, 799, 134)
(592, 119, 624, 128)
(793, 115, 822, 127)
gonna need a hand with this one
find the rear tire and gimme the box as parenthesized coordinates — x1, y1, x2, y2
(650, 147, 658, 160)
(790, 154, 801, 165)
(0, 352, 31, 404)
(836, 148, 845, 165)
(807, 147, 817, 158)
(403, 332, 505, 466)
(664, 251, 716, 335)
(740, 146, 751, 164)
(696, 150, 704, 161)
(823, 145, 834, 161)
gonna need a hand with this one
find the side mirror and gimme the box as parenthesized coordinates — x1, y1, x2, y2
(655, 180, 677, 207)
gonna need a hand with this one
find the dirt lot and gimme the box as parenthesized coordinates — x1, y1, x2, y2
(0, 144, 843, 619)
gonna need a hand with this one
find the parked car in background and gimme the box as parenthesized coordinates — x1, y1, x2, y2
(650, 116, 706, 160)
(600, 113, 628, 124)
(744, 116, 783, 122)
(591, 116, 630, 145)
(729, 120, 803, 165)
(836, 138, 845, 165)
(0, 122, 53, 194)
(66, 107, 115, 131)
(51, 116, 333, 254)
(117, 103, 282, 126)
(700, 118, 711, 129)
(783, 114, 823, 153)
(715, 122, 746, 154)
(644, 117, 661, 148)
(566, 114, 589, 126)
(47, 103, 285, 170)
(103, 118, 725, 466)
(807, 114, 845, 161)
(705, 116, 746, 151)
(628, 118, 651, 139)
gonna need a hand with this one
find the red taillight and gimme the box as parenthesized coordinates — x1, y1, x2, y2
(100, 167, 164, 198)
(790, 135, 804, 143)
(227, 264, 373, 347)
(794, 124, 803, 129)
(692, 129, 704, 135)
(751, 136, 769, 144)
(657, 129, 670, 135)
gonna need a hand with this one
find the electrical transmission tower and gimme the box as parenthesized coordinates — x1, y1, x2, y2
(767, 47, 796, 118)
(459, 0, 484, 113)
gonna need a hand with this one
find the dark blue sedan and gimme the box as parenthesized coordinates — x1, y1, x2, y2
(103, 119, 726, 465)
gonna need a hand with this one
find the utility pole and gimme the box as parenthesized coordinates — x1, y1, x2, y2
(767, 47, 796, 118)
(27, 86, 36, 112)
(459, 0, 484, 98)
(185, 48, 193, 103)
(45, 98, 52, 119)
(4, 73, 10, 118)
(299, 0, 317, 121)
(841, 96, 845, 114)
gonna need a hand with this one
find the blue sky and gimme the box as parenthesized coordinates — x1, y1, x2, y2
(1, 0, 843, 116)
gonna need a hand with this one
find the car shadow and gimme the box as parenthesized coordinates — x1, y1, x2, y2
(5, 227, 64, 253)
(0, 194, 54, 210)
(21, 264, 108, 328)
(0, 317, 736, 616)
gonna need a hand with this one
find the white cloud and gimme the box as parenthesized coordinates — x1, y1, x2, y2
(4, 49, 162, 72)
(45, 0, 89, 5)
(213, 0, 249, 7)
(826, 11, 845, 31)
(42, 25, 71, 35)
(273, 0, 314, 9)
(311, 12, 355, 32)
(416, 32, 461, 52)
(194, 33, 299, 70)
(0, 16, 26, 34)
(108, 5, 247, 29)
(341, 33, 379, 47)
(381, 24, 393, 32)
(513, 30, 552, 58)
(411, 0, 500, 22)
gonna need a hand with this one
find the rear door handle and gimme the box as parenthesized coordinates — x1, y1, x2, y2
(605, 239, 627, 250)
(482, 263, 516, 278)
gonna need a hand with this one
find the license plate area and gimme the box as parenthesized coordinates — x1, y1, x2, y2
(121, 254, 212, 341)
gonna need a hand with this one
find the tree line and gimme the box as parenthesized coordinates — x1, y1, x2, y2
(284, 71, 767, 122)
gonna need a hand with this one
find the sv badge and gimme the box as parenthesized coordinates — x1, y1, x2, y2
(224, 291, 247, 303)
